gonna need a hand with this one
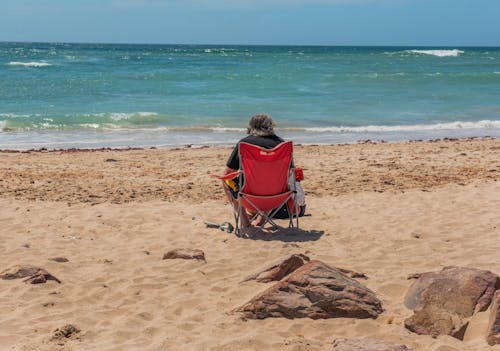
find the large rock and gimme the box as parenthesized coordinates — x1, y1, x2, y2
(241, 254, 310, 283)
(333, 338, 412, 351)
(242, 254, 367, 283)
(237, 260, 383, 320)
(487, 290, 500, 346)
(404, 266, 499, 339)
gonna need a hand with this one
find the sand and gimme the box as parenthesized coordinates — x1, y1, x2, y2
(0, 138, 499, 351)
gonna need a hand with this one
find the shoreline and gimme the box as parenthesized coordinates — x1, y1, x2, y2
(1, 126, 500, 151)
(0, 135, 497, 153)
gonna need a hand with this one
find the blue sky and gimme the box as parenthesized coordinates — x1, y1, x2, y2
(1, 0, 499, 46)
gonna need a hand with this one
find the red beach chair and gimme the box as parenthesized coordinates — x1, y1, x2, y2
(217, 141, 300, 236)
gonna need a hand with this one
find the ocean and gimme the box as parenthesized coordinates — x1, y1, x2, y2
(1, 42, 499, 149)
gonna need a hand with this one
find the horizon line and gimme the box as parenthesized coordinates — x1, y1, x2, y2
(1, 40, 500, 48)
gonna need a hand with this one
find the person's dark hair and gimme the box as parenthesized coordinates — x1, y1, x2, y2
(246, 113, 276, 137)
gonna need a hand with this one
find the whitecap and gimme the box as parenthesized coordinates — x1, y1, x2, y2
(107, 112, 158, 121)
(8, 61, 52, 67)
(408, 49, 464, 57)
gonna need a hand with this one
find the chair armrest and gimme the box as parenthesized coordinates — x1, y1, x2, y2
(211, 170, 240, 180)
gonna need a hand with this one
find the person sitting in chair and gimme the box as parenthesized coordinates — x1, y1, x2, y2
(224, 113, 286, 227)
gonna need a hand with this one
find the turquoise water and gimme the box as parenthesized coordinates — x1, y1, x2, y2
(1, 43, 499, 149)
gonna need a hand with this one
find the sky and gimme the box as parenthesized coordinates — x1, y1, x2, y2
(1, 0, 499, 46)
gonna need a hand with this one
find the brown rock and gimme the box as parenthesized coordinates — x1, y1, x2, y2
(52, 324, 80, 340)
(241, 254, 310, 283)
(0, 265, 61, 284)
(404, 266, 499, 339)
(487, 290, 500, 346)
(333, 338, 412, 351)
(242, 254, 367, 283)
(337, 267, 368, 280)
(50, 257, 69, 263)
(237, 260, 383, 320)
(0, 266, 40, 280)
(163, 248, 205, 261)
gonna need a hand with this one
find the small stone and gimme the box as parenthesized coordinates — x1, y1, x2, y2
(163, 248, 205, 261)
(52, 324, 80, 340)
(50, 257, 69, 263)
(333, 338, 412, 351)
(0, 266, 61, 284)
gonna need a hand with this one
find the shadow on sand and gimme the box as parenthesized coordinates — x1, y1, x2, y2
(240, 226, 325, 242)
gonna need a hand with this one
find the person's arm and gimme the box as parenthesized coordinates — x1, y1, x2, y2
(226, 142, 240, 171)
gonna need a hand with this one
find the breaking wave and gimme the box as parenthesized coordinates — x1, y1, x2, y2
(302, 120, 500, 133)
(407, 49, 464, 57)
(8, 61, 52, 67)
(2, 116, 499, 134)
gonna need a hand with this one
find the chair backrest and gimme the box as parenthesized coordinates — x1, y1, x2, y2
(239, 141, 293, 196)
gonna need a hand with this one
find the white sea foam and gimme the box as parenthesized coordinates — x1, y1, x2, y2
(108, 113, 134, 121)
(89, 121, 500, 133)
(408, 49, 464, 57)
(79, 123, 101, 129)
(0, 113, 31, 118)
(8, 61, 52, 67)
(96, 112, 159, 121)
(0, 120, 6, 131)
(210, 127, 246, 133)
(302, 120, 500, 133)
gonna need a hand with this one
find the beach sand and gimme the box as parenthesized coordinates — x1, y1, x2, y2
(0, 138, 499, 351)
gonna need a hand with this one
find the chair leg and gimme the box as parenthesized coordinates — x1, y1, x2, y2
(235, 200, 243, 237)
(234, 210, 240, 237)
(295, 207, 299, 228)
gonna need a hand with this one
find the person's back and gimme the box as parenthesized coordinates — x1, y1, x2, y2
(226, 114, 284, 172)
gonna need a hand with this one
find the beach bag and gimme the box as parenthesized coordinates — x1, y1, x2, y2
(272, 168, 306, 219)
